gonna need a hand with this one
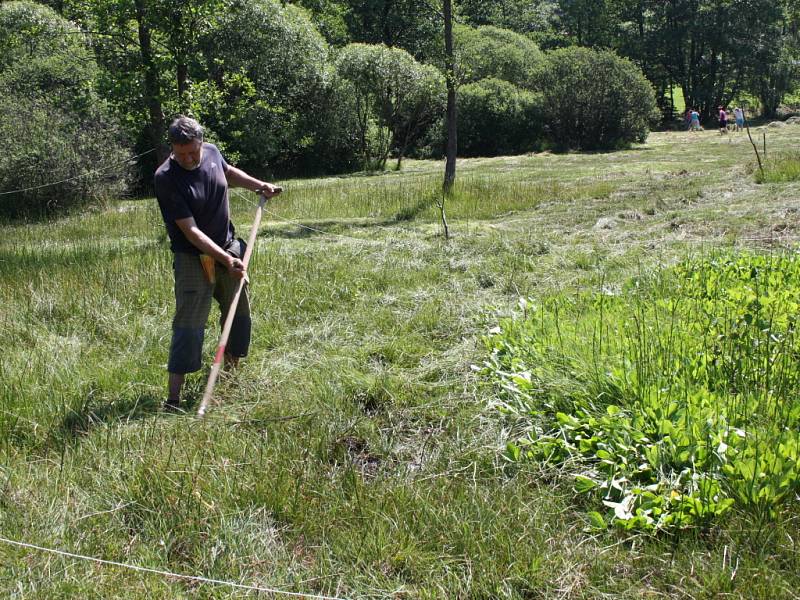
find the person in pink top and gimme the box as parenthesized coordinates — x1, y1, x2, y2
(718, 106, 728, 135)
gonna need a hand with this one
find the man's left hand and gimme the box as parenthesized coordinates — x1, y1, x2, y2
(256, 183, 283, 198)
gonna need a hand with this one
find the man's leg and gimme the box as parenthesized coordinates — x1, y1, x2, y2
(168, 373, 185, 405)
(213, 263, 252, 371)
(166, 253, 213, 407)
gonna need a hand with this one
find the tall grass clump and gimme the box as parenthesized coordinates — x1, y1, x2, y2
(483, 251, 800, 532)
(754, 151, 800, 183)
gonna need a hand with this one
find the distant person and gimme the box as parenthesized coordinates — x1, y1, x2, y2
(718, 106, 728, 134)
(684, 109, 692, 131)
(690, 109, 702, 131)
(734, 107, 744, 131)
(154, 116, 282, 411)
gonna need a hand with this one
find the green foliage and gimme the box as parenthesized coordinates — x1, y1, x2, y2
(458, 0, 559, 39)
(504, 1, 795, 122)
(0, 1, 130, 218)
(554, 0, 614, 48)
(335, 43, 445, 169)
(34, 0, 800, 175)
(457, 78, 543, 157)
(199, 0, 332, 175)
(754, 151, 800, 183)
(484, 252, 800, 532)
(453, 25, 544, 88)
(291, 0, 352, 46)
(535, 46, 658, 150)
(750, 24, 800, 118)
(340, 0, 439, 59)
(0, 1, 96, 110)
(671, 0, 786, 118)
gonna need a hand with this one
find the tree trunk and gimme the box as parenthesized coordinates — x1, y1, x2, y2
(134, 0, 168, 171)
(443, 0, 456, 194)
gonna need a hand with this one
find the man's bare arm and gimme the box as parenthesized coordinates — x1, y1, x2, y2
(175, 216, 245, 279)
(224, 165, 282, 197)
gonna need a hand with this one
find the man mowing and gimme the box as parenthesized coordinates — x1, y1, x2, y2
(154, 116, 281, 411)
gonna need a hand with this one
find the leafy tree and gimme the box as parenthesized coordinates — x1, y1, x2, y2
(457, 78, 543, 156)
(199, 0, 332, 175)
(520, 0, 791, 122)
(556, 0, 615, 48)
(665, 0, 784, 120)
(458, 0, 559, 38)
(342, 0, 441, 59)
(0, 1, 130, 217)
(453, 25, 544, 88)
(336, 43, 445, 170)
(290, 0, 352, 46)
(590, 0, 788, 121)
(749, 0, 800, 116)
(49, 0, 229, 180)
(535, 46, 657, 150)
(752, 42, 798, 118)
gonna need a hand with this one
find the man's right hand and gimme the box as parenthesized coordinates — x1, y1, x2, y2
(227, 256, 246, 280)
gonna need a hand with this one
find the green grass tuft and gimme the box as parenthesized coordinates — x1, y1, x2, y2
(755, 151, 800, 183)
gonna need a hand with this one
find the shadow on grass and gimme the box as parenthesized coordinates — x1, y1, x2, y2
(54, 392, 164, 442)
(257, 196, 437, 241)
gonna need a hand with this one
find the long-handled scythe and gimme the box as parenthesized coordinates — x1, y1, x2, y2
(197, 190, 276, 418)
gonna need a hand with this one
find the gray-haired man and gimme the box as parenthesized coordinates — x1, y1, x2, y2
(154, 116, 281, 410)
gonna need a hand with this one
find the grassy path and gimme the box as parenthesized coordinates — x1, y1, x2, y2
(1, 126, 799, 598)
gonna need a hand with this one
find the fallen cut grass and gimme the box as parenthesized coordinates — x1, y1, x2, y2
(1, 125, 800, 598)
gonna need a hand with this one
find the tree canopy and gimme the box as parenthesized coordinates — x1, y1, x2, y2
(0, 1, 130, 217)
(0, 0, 795, 204)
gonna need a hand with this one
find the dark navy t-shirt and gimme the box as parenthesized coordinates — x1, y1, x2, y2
(154, 143, 235, 254)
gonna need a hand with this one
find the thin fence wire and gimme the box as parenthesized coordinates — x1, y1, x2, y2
(233, 188, 800, 250)
(231, 190, 386, 246)
(0, 404, 315, 430)
(4, 156, 796, 253)
(0, 536, 351, 600)
(0, 148, 157, 196)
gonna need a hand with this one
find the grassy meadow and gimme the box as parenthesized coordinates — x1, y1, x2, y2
(1, 124, 800, 598)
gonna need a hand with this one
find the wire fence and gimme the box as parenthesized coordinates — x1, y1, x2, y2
(0, 536, 351, 600)
(0, 148, 157, 197)
(233, 188, 800, 250)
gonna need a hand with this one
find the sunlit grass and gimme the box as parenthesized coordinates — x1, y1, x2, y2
(755, 151, 800, 184)
(2, 126, 800, 598)
(486, 251, 800, 532)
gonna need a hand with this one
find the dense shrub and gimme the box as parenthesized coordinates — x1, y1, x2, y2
(0, 1, 130, 218)
(454, 25, 544, 88)
(302, 76, 364, 174)
(457, 78, 543, 157)
(535, 47, 658, 151)
(485, 252, 800, 531)
(200, 0, 332, 175)
(335, 43, 445, 169)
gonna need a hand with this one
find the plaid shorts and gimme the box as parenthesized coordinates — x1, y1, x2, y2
(168, 252, 251, 374)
